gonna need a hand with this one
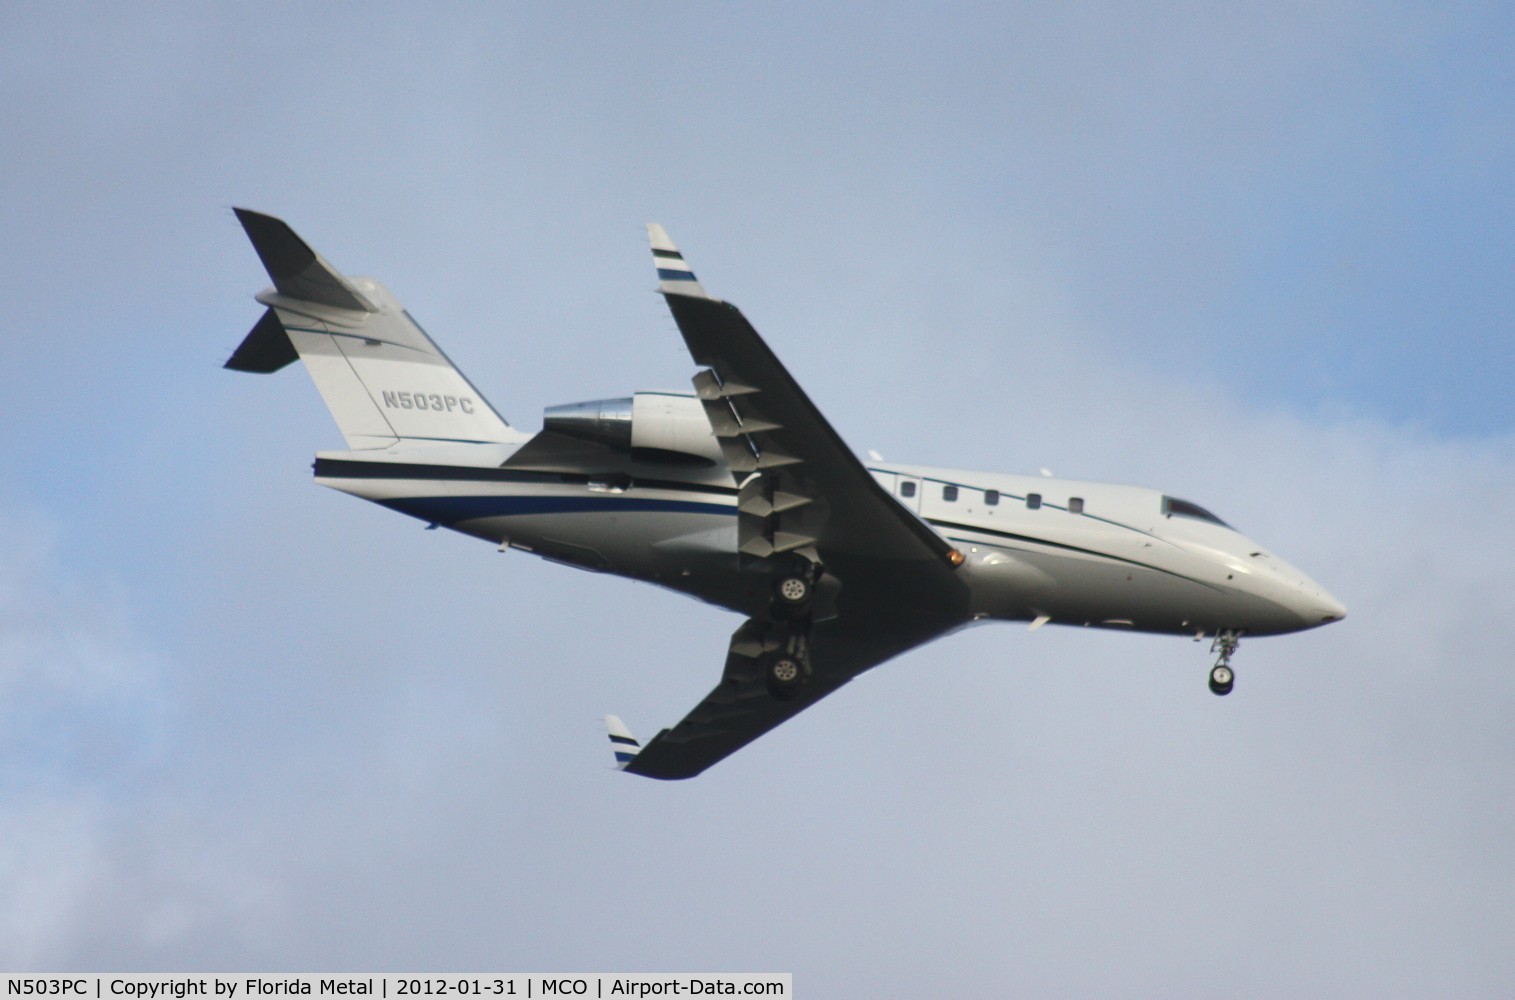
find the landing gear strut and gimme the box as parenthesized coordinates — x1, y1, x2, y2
(1208, 630, 1240, 696)
(762, 558, 825, 699)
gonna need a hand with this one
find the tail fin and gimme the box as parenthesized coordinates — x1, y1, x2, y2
(227, 209, 525, 450)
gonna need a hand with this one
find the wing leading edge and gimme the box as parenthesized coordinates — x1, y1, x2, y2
(613, 227, 971, 779)
(650, 230, 961, 569)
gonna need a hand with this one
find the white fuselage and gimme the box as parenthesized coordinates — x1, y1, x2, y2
(874, 464, 1343, 637)
(314, 447, 1345, 642)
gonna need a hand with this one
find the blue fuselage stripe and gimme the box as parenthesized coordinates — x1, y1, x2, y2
(381, 493, 736, 525)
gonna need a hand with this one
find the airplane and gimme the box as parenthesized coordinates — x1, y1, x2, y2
(226, 209, 1347, 780)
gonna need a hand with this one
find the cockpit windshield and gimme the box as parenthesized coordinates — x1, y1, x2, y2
(1162, 496, 1230, 528)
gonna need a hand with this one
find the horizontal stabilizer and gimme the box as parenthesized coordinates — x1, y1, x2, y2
(225, 307, 297, 373)
(605, 715, 642, 770)
(234, 208, 375, 312)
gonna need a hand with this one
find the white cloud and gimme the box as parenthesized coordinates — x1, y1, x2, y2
(0, 796, 103, 969)
(0, 510, 166, 967)
(0, 511, 170, 791)
(10, 346, 1512, 990)
(2, 3, 1512, 993)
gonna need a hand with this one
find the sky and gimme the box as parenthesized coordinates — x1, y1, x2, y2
(2, 2, 1513, 994)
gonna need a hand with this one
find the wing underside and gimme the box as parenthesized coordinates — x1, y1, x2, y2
(669, 290, 961, 568)
(617, 227, 970, 778)
(623, 612, 957, 779)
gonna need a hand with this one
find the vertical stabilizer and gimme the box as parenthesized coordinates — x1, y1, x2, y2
(228, 209, 525, 450)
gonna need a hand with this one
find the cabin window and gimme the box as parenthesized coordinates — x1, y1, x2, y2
(942, 485, 958, 502)
(1068, 497, 1084, 514)
(900, 480, 916, 498)
(984, 489, 1000, 506)
(1026, 493, 1042, 510)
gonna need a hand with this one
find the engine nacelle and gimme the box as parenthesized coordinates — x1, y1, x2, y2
(543, 392, 724, 465)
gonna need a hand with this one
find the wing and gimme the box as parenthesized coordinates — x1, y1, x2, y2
(647, 224, 964, 571)
(616, 228, 972, 779)
(623, 611, 957, 780)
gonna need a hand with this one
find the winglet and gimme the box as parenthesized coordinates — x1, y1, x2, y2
(234, 208, 377, 312)
(605, 715, 642, 770)
(647, 224, 711, 299)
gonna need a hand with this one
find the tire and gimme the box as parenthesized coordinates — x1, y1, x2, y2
(774, 574, 811, 607)
(765, 655, 806, 700)
(1209, 664, 1234, 696)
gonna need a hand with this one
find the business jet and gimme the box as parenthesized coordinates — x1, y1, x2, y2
(227, 209, 1345, 779)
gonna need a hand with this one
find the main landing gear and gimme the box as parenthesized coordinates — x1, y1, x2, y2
(763, 559, 823, 700)
(762, 630, 812, 701)
(1208, 629, 1241, 696)
(771, 557, 821, 619)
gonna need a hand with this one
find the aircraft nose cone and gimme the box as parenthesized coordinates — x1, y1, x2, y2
(1263, 556, 1346, 631)
(1316, 592, 1347, 625)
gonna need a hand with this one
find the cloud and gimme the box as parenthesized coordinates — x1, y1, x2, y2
(2, 3, 1512, 993)
(0, 508, 168, 967)
(0, 509, 170, 792)
(7, 335, 1512, 990)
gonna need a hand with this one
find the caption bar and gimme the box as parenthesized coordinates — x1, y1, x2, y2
(5, 978, 789, 1000)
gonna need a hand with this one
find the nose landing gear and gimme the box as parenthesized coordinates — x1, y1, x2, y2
(1208, 630, 1241, 696)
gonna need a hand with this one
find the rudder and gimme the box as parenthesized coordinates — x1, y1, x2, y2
(227, 209, 525, 450)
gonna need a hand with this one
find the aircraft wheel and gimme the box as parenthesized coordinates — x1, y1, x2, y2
(1209, 663, 1234, 696)
(774, 574, 812, 608)
(764, 654, 806, 701)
